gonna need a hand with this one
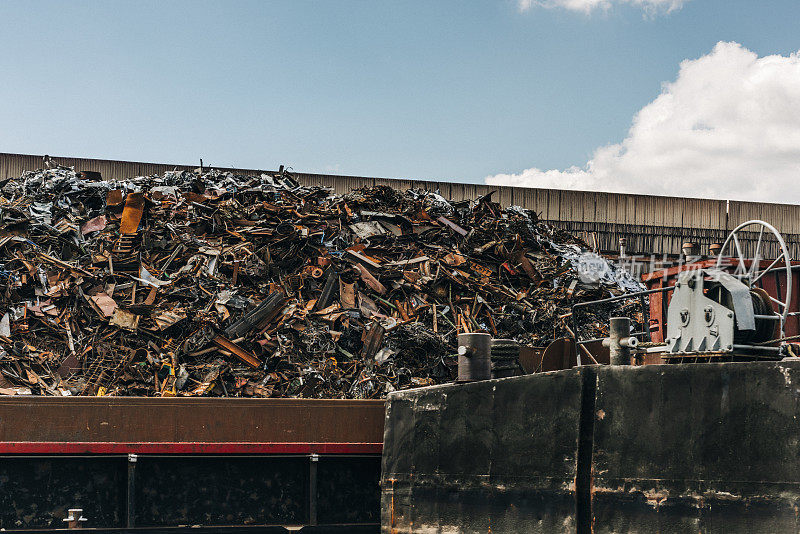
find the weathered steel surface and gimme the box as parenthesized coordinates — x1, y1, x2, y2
(381, 370, 589, 533)
(592, 361, 800, 533)
(0, 398, 384, 530)
(0, 527, 375, 534)
(382, 361, 800, 533)
(0, 397, 385, 444)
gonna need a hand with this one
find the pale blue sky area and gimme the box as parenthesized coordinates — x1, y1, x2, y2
(1, 1, 798, 183)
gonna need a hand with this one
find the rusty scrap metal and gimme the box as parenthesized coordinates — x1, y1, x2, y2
(0, 165, 643, 398)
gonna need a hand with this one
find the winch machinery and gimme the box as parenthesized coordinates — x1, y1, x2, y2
(662, 220, 791, 360)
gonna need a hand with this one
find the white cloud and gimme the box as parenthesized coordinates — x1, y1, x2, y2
(486, 42, 800, 203)
(518, 0, 687, 15)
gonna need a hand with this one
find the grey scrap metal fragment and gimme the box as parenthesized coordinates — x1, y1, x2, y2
(224, 292, 287, 339)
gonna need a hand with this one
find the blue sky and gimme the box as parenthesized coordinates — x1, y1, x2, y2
(1, 0, 800, 195)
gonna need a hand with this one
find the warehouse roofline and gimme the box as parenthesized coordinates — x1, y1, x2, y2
(0, 151, 786, 206)
(1, 152, 797, 257)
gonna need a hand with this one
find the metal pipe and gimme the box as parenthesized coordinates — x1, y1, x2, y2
(603, 317, 638, 365)
(578, 331, 648, 345)
(571, 287, 670, 355)
(733, 344, 782, 352)
(126, 454, 137, 528)
(308, 453, 319, 526)
(572, 285, 674, 310)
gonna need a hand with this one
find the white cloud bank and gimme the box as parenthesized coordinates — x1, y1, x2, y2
(518, 0, 687, 15)
(486, 42, 800, 203)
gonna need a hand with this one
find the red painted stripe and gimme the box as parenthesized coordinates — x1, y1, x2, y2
(0, 442, 382, 455)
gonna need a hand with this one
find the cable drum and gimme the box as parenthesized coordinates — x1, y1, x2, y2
(490, 339, 521, 379)
(734, 289, 778, 345)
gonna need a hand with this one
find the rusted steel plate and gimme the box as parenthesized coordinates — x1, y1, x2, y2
(119, 192, 145, 233)
(0, 397, 385, 444)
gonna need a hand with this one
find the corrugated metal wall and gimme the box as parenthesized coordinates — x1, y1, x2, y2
(2, 153, 798, 258)
(0, 153, 265, 181)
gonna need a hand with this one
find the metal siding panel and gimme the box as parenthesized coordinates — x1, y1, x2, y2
(691, 199, 706, 229)
(662, 196, 681, 227)
(681, 197, 694, 229)
(559, 190, 585, 222)
(786, 206, 800, 234)
(699, 199, 711, 229)
(520, 188, 543, 218)
(546, 189, 560, 221)
(496, 185, 514, 207)
(431, 181, 452, 199)
(472, 184, 492, 201)
(411, 180, 439, 193)
(625, 194, 638, 226)
(594, 192, 610, 223)
(293, 173, 316, 188)
(449, 183, 467, 202)
(640, 195, 660, 227)
(532, 189, 547, 219)
(605, 193, 621, 225)
(374, 178, 411, 190)
(341, 176, 369, 195)
(3, 152, 800, 259)
(463, 184, 479, 202)
(727, 201, 748, 229)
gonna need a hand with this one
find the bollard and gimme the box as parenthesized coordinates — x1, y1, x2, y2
(603, 317, 638, 366)
(63, 509, 88, 529)
(457, 333, 492, 382)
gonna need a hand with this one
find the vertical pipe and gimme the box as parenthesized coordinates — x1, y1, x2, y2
(308, 453, 319, 526)
(607, 317, 637, 366)
(639, 295, 652, 343)
(126, 454, 137, 528)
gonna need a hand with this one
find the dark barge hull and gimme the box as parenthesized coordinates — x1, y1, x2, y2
(381, 361, 800, 533)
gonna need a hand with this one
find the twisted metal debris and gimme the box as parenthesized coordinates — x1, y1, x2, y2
(0, 165, 642, 397)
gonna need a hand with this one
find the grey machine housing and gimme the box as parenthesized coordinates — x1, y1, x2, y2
(666, 268, 760, 354)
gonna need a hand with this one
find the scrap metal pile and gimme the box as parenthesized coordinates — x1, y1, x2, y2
(0, 166, 642, 397)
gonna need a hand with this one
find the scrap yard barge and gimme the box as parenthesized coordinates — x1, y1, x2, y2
(3, 155, 800, 533)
